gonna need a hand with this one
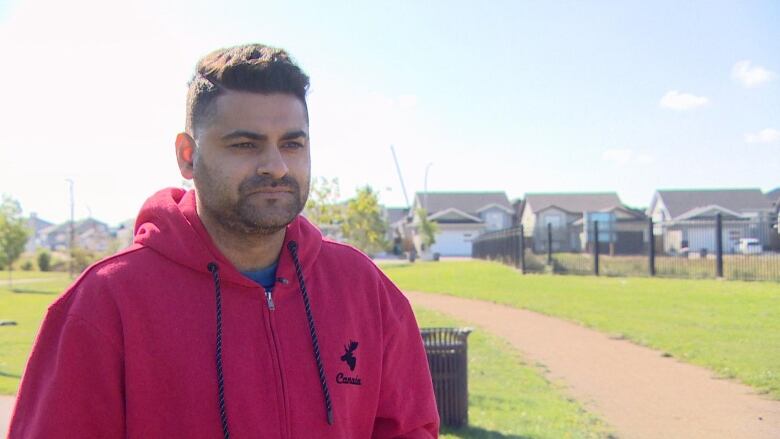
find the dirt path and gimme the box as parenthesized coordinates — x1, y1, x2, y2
(1, 395, 14, 436)
(407, 291, 780, 439)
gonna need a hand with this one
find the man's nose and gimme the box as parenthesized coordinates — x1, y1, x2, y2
(257, 146, 289, 179)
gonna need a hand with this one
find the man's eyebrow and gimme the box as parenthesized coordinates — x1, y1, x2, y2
(221, 130, 267, 141)
(220, 129, 308, 141)
(280, 130, 309, 141)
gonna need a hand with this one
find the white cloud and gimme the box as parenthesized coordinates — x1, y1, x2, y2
(732, 60, 775, 88)
(659, 90, 709, 111)
(745, 128, 780, 144)
(602, 149, 654, 166)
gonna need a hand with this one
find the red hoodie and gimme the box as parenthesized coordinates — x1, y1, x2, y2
(9, 188, 439, 438)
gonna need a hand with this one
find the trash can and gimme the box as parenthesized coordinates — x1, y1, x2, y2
(420, 327, 473, 428)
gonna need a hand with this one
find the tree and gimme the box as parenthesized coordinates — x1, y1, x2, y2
(0, 195, 31, 288)
(341, 186, 388, 256)
(37, 251, 52, 272)
(416, 208, 439, 251)
(304, 177, 345, 237)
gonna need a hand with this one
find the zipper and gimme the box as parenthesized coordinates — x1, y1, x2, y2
(265, 288, 275, 310)
(261, 285, 290, 438)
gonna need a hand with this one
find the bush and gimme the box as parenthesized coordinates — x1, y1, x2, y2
(21, 261, 33, 271)
(72, 247, 100, 274)
(37, 251, 51, 272)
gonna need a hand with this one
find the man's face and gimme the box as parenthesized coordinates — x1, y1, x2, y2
(190, 91, 311, 235)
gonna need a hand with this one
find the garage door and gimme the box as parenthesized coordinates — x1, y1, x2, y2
(431, 230, 474, 256)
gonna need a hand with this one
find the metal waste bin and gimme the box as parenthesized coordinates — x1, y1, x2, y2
(420, 327, 472, 428)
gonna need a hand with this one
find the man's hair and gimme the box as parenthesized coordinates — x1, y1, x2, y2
(185, 43, 310, 136)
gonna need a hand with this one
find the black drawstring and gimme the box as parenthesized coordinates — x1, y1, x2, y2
(207, 242, 334, 434)
(208, 262, 231, 439)
(287, 241, 335, 425)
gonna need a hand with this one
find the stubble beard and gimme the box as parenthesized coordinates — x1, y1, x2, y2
(195, 159, 310, 236)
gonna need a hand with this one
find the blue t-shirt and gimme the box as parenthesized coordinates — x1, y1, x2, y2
(241, 262, 278, 290)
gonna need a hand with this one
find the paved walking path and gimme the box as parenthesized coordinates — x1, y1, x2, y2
(1, 395, 14, 436)
(407, 291, 780, 439)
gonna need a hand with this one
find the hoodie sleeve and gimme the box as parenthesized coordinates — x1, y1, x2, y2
(371, 282, 439, 439)
(8, 308, 125, 438)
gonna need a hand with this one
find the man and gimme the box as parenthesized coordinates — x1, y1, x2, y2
(9, 44, 439, 438)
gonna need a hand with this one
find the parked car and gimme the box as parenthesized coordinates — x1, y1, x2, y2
(738, 238, 762, 254)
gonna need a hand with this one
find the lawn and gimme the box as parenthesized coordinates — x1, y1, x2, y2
(414, 306, 613, 439)
(0, 272, 615, 437)
(382, 260, 780, 399)
(532, 253, 780, 281)
(0, 273, 69, 394)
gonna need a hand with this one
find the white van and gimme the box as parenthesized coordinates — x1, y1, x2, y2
(738, 238, 762, 255)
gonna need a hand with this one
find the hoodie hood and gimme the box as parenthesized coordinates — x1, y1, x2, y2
(133, 188, 322, 288)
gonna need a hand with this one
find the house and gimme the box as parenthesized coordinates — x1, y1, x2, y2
(37, 218, 112, 253)
(410, 191, 514, 256)
(520, 192, 646, 253)
(765, 187, 780, 206)
(114, 218, 136, 250)
(766, 187, 780, 237)
(647, 189, 776, 253)
(24, 213, 54, 253)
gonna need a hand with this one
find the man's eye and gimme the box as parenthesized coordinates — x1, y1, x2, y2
(282, 141, 304, 149)
(231, 142, 255, 149)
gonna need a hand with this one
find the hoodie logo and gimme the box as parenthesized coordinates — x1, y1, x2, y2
(340, 340, 358, 371)
(337, 340, 362, 386)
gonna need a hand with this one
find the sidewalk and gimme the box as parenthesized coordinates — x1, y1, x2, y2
(407, 290, 780, 439)
(1, 395, 14, 436)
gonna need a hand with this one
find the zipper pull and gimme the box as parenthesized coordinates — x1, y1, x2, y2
(265, 289, 275, 311)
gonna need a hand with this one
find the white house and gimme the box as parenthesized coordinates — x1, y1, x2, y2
(410, 191, 514, 256)
(648, 188, 776, 253)
(24, 213, 54, 253)
(520, 192, 646, 253)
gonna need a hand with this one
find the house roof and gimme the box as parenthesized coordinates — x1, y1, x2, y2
(428, 208, 483, 223)
(656, 189, 773, 219)
(40, 218, 110, 237)
(675, 205, 746, 221)
(414, 192, 512, 216)
(384, 207, 409, 225)
(26, 214, 53, 233)
(524, 193, 623, 214)
(766, 187, 780, 205)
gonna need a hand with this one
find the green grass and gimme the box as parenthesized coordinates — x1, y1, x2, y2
(0, 275, 68, 394)
(543, 253, 780, 281)
(382, 260, 780, 399)
(1, 273, 615, 437)
(0, 270, 69, 282)
(414, 306, 613, 439)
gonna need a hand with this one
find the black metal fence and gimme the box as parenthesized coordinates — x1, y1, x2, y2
(472, 214, 780, 282)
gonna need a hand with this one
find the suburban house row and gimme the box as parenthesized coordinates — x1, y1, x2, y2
(388, 188, 780, 258)
(23, 187, 780, 259)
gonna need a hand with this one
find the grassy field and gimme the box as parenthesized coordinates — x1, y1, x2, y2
(0, 270, 70, 283)
(382, 260, 780, 399)
(0, 273, 70, 394)
(0, 272, 614, 437)
(530, 252, 780, 281)
(414, 306, 613, 439)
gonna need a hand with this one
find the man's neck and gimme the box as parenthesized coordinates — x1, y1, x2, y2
(196, 205, 286, 272)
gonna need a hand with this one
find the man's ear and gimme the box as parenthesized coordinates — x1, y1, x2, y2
(176, 133, 196, 180)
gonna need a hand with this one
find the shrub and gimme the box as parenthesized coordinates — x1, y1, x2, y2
(37, 251, 51, 272)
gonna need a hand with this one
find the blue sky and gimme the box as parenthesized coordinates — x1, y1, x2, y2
(1, 0, 778, 224)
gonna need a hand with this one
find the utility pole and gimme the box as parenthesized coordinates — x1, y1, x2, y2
(66, 179, 74, 279)
(390, 145, 411, 209)
(424, 162, 433, 212)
